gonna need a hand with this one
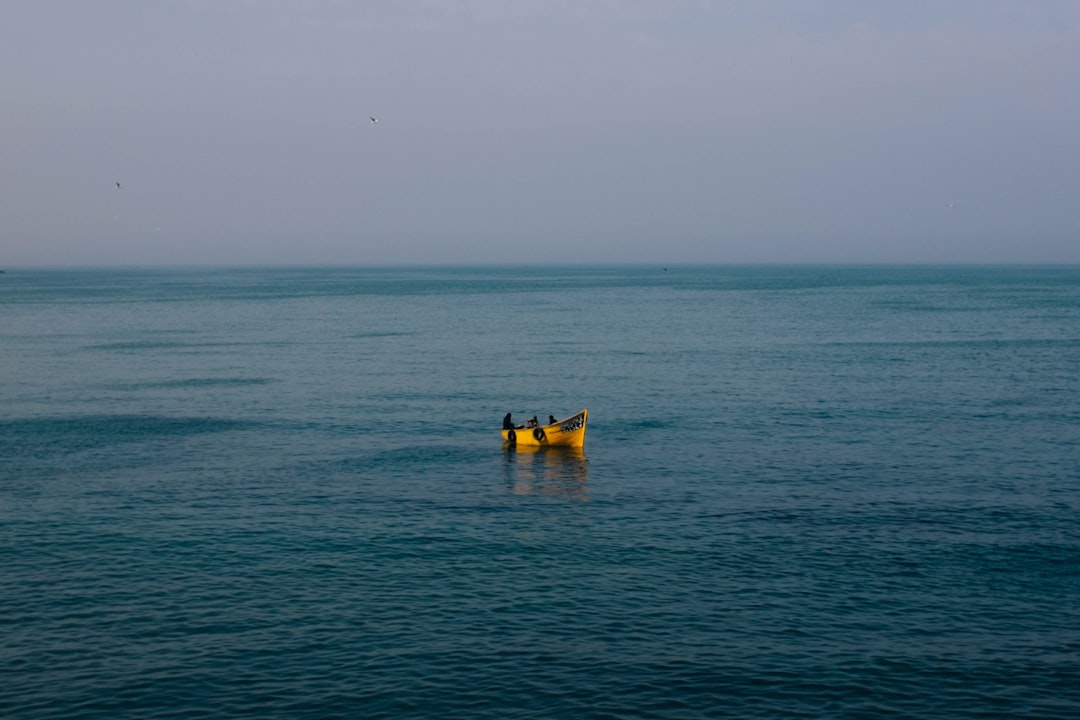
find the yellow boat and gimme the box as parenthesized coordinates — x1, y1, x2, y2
(502, 409, 588, 448)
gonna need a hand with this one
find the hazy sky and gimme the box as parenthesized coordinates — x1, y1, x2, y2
(3, 1, 1079, 265)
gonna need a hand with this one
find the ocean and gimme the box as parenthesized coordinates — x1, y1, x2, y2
(2, 265, 1078, 719)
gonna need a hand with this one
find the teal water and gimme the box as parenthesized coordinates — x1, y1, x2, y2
(2, 266, 1079, 719)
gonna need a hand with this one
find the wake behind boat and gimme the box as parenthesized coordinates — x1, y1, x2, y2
(502, 409, 588, 448)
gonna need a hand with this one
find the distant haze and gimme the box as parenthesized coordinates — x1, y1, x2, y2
(3, 1, 1079, 266)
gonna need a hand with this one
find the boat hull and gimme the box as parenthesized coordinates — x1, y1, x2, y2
(502, 409, 587, 448)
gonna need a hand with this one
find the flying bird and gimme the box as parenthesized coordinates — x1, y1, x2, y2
(369, 116, 379, 124)
(116, 182, 121, 190)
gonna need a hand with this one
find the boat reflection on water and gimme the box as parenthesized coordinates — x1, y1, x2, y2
(503, 445, 589, 500)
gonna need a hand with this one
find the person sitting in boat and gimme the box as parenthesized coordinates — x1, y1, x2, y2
(503, 413, 515, 430)
(526, 416, 539, 428)
(548, 415, 558, 425)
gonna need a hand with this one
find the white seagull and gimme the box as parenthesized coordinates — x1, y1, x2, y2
(369, 116, 380, 124)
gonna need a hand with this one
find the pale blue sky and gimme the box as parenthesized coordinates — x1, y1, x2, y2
(2, 0, 1078, 265)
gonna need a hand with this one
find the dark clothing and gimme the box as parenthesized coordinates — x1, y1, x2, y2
(503, 413, 515, 430)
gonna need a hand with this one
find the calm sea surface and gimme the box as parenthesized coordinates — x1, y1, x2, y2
(2, 266, 1079, 719)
